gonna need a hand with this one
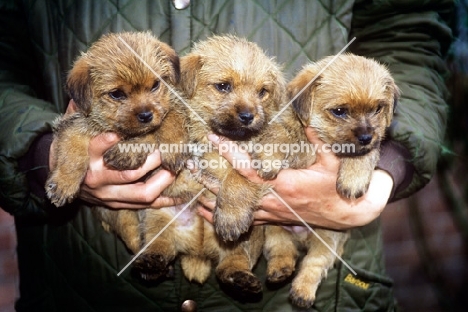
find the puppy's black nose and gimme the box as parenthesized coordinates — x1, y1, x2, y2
(358, 134, 372, 145)
(238, 112, 254, 125)
(137, 111, 153, 123)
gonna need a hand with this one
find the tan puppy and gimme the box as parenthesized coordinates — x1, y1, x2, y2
(46, 31, 190, 259)
(259, 53, 399, 308)
(170, 34, 290, 293)
(179, 35, 291, 243)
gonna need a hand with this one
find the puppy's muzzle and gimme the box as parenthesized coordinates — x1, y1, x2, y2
(354, 127, 373, 146)
(357, 134, 372, 146)
(238, 111, 254, 126)
(137, 111, 153, 123)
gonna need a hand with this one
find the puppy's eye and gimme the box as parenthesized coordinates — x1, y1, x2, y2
(151, 80, 160, 92)
(375, 105, 383, 114)
(108, 89, 127, 100)
(330, 108, 347, 118)
(259, 88, 268, 98)
(215, 83, 232, 93)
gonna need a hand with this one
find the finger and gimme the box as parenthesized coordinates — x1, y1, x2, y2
(84, 168, 175, 203)
(197, 205, 214, 224)
(197, 194, 216, 211)
(79, 191, 180, 209)
(85, 150, 163, 187)
(88, 132, 121, 160)
(49, 139, 57, 170)
(304, 126, 340, 169)
(207, 133, 263, 183)
(187, 161, 221, 194)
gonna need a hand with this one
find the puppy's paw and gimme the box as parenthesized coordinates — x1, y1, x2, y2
(290, 287, 316, 309)
(134, 253, 173, 281)
(337, 158, 376, 199)
(257, 167, 281, 180)
(218, 269, 262, 294)
(103, 145, 148, 170)
(266, 256, 296, 283)
(336, 174, 370, 199)
(160, 151, 187, 174)
(213, 207, 254, 242)
(251, 152, 284, 180)
(46, 175, 80, 207)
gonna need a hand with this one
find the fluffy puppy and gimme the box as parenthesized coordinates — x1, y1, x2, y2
(46, 31, 189, 255)
(179, 35, 288, 242)
(259, 54, 399, 308)
(166, 34, 289, 293)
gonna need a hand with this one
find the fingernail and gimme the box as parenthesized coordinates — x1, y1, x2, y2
(207, 133, 220, 144)
(103, 132, 119, 143)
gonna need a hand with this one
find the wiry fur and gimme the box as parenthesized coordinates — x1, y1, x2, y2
(167, 35, 288, 292)
(45, 32, 193, 280)
(126, 35, 278, 294)
(180, 35, 288, 242)
(257, 54, 399, 308)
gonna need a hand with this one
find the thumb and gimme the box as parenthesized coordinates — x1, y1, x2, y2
(88, 133, 121, 160)
(304, 126, 340, 169)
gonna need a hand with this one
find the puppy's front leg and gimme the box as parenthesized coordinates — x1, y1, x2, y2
(156, 109, 190, 174)
(336, 148, 380, 199)
(213, 168, 265, 241)
(46, 117, 90, 207)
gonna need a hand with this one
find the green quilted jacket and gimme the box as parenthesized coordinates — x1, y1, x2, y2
(0, 0, 453, 311)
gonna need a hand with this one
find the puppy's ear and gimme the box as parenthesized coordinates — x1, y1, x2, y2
(66, 56, 92, 115)
(180, 54, 202, 99)
(159, 42, 180, 85)
(288, 69, 319, 127)
(387, 82, 400, 127)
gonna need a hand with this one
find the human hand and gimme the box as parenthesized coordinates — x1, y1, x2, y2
(197, 127, 393, 230)
(49, 100, 180, 209)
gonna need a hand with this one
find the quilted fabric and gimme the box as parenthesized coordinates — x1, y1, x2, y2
(23, 0, 354, 113)
(0, 0, 453, 310)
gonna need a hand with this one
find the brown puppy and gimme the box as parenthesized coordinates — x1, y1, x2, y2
(180, 35, 289, 242)
(260, 53, 399, 308)
(168, 34, 290, 293)
(46, 31, 189, 256)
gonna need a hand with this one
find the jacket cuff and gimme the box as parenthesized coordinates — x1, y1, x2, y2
(18, 132, 53, 199)
(376, 140, 414, 202)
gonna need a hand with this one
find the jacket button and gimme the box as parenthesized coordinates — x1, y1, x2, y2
(172, 0, 190, 10)
(181, 299, 197, 312)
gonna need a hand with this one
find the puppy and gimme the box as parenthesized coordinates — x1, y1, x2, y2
(163, 34, 289, 293)
(46, 31, 189, 256)
(257, 54, 399, 308)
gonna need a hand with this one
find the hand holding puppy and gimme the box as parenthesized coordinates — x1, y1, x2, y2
(48, 100, 180, 210)
(198, 127, 393, 230)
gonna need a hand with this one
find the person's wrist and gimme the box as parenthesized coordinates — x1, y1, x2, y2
(376, 140, 414, 201)
(19, 133, 54, 198)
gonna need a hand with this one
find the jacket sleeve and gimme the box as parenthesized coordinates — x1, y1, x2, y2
(0, 3, 59, 217)
(350, 0, 454, 199)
